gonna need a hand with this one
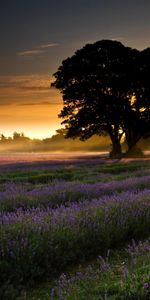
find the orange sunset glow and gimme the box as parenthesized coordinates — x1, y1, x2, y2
(0, 0, 150, 140)
(0, 75, 63, 138)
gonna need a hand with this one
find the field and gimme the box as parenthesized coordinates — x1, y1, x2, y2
(0, 154, 150, 299)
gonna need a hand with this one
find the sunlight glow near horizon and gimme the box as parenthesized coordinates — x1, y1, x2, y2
(0, 0, 150, 139)
(0, 126, 61, 139)
(0, 101, 63, 139)
(0, 74, 63, 139)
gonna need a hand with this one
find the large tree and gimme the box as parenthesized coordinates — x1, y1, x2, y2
(52, 40, 150, 157)
(121, 47, 150, 155)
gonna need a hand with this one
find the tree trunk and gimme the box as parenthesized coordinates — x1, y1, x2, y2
(108, 124, 122, 158)
(109, 138, 122, 159)
(126, 147, 143, 157)
(125, 128, 143, 157)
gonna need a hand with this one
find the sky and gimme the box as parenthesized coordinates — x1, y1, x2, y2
(0, 0, 150, 139)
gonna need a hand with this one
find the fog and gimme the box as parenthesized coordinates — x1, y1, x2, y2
(0, 131, 149, 154)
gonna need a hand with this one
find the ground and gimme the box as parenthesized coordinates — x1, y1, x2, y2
(0, 153, 150, 299)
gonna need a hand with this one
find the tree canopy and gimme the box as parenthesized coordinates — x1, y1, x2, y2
(52, 40, 150, 157)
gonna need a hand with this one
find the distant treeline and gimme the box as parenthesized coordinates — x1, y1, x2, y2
(0, 130, 149, 153)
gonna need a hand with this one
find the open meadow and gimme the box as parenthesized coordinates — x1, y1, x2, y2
(0, 154, 150, 299)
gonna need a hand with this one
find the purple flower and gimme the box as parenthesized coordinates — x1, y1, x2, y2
(76, 272, 82, 278)
(143, 282, 149, 289)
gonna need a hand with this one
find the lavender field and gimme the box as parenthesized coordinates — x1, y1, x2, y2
(0, 156, 150, 299)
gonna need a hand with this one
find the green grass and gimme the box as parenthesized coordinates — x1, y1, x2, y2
(0, 161, 149, 184)
(26, 242, 150, 300)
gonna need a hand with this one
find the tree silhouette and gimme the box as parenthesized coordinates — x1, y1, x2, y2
(121, 47, 150, 156)
(0, 134, 7, 141)
(52, 40, 150, 157)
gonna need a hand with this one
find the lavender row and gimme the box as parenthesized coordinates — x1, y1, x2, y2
(1, 188, 150, 285)
(1, 188, 150, 225)
(127, 238, 150, 257)
(1, 174, 150, 212)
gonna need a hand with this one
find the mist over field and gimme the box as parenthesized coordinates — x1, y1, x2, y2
(0, 130, 149, 153)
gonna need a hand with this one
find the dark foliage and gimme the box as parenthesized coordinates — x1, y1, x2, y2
(52, 40, 150, 157)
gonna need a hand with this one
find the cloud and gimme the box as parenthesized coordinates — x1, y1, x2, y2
(17, 42, 59, 57)
(19, 100, 61, 106)
(0, 74, 53, 89)
(110, 37, 126, 42)
(0, 74, 61, 106)
(19, 86, 50, 91)
(38, 43, 59, 49)
(17, 49, 46, 57)
(0, 101, 15, 106)
(19, 101, 50, 106)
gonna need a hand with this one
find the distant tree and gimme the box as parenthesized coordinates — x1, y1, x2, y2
(52, 40, 150, 157)
(13, 132, 30, 142)
(13, 132, 22, 140)
(0, 134, 7, 142)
